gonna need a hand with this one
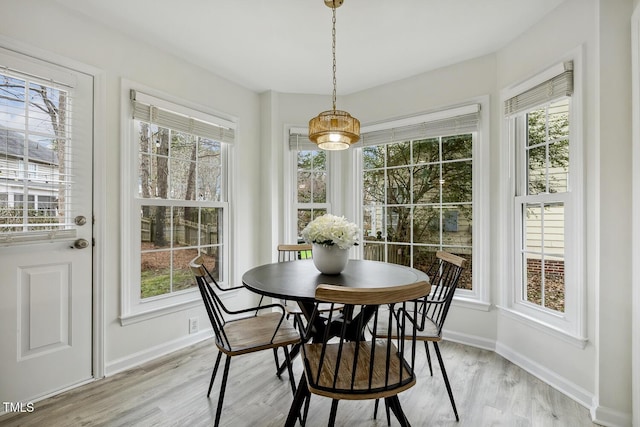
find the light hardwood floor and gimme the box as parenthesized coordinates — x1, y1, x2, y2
(0, 339, 597, 426)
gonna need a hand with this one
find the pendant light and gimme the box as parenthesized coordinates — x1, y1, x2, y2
(308, 0, 360, 150)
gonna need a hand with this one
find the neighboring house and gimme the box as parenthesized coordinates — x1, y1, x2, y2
(0, 128, 59, 218)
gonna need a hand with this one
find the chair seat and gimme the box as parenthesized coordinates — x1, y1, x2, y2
(303, 340, 416, 400)
(218, 312, 300, 356)
(373, 307, 440, 341)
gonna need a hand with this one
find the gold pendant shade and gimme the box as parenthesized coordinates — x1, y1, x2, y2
(308, 0, 360, 150)
(308, 109, 360, 150)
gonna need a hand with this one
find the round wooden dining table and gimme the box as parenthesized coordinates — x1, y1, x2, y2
(242, 259, 429, 375)
(242, 258, 429, 302)
(243, 259, 429, 375)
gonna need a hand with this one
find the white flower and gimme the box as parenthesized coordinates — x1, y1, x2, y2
(301, 214, 360, 250)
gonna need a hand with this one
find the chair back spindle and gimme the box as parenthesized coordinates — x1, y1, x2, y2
(288, 281, 430, 425)
(190, 255, 300, 427)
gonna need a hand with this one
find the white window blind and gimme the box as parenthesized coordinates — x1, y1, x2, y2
(504, 61, 573, 116)
(289, 104, 480, 149)
(0, 66, 78, 243)
(130, 90, 235, 144)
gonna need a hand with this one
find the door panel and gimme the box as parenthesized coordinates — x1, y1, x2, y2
(0, 48, 93, 404)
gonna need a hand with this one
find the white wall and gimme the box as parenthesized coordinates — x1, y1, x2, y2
(594, 1, 633, 424)
(495, 0, 600, 411)
(1, 0, 635, 424)
(0, 0, 263, 373)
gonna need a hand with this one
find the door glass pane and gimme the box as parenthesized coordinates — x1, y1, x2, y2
(0, 74, 72, 234)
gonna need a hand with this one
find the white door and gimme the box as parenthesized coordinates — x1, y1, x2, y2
(0, 48, 94, 404)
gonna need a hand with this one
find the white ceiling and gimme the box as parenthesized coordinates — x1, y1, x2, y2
(53, 0, 565, 95)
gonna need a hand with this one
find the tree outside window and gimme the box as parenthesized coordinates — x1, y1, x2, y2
(296, 149, 328, 238)
(136, 121, 223, 299)
(362, 134, 473, 289)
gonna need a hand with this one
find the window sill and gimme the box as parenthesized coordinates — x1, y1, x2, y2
(120, 297, 201, 326)
(452, 295, 491, 311)
(497, 305, 588, 349)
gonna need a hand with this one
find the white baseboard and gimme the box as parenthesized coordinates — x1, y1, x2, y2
(591, 403, 633, 427)
(495, 341, 593, 411)
(410, 330, 632, 426)
(441, 328, 496, 351)
(104, 328, 214, 376)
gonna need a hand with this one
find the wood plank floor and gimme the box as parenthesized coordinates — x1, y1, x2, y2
(0, 340, 597, 426)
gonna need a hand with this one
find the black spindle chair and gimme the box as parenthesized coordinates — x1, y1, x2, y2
(190, 255, 301, 427)
(285, 280, 431, 427)
(372, 251, 467, 423)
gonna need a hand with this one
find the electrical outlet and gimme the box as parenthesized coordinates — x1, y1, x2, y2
(189, 317, 198, 334)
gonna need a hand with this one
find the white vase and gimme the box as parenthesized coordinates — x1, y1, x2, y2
(312, 243, 349, 275)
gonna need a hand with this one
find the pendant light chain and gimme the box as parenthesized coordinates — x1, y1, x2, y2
(331, 4, 337, 112)
(308, 0, 360, 150)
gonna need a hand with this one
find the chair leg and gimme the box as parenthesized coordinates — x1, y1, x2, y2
(372, 398, 391, 425)
(207, 351, 223, 397)
(385, 399, 391, 426)
(424, 341, 433, 376)
(214, 355, 232, 427)
(273, 347, 282, 378)
(286, 375, 310, 427)
(283, 345, 297, 396)
(302, 393, 311, 426)
(433, 342, 459, 421)
(385, 395, 411, 427)
(328, 399, 339, 426)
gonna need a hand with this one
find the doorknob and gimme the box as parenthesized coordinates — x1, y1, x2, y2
(71, 239, 90, 249)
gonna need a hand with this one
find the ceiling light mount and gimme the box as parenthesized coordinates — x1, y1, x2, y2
(309, 0, 360, 150)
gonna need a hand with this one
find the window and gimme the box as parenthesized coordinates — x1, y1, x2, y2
(505, 60, 584, 339)
(122, 89, 234, 320)
(0, 70, 74, 239)
(288, 132, 330, 239)
(359, 104, 484, 298)
(295, 150, 328, 237)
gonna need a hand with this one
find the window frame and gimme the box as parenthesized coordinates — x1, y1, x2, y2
(353, 100, 491, 308)
(120, 83, 235, 324)
(286, 128, 335, 245)
(293, 148, 331, 240)
(501, 56, 586, 345)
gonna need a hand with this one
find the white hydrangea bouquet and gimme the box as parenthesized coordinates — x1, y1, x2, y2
(301, 214, 359, 250)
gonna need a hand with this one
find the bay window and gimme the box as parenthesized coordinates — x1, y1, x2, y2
(358, 103, 489, 303)
(504, 60, 585, 340)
